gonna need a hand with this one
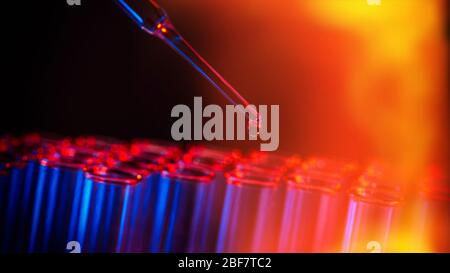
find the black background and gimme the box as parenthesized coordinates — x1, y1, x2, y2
(0, 253, 448, 272)
(3, 0, 205, 141)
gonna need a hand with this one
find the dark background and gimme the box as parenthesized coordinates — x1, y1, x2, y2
(3, 0, 205, 141)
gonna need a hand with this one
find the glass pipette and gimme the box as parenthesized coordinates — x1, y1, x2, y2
(114, 0, 259, 129)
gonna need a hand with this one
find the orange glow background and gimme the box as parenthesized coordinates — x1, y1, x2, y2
(158, 0, 448, 252)
(161, 0, 448, 182)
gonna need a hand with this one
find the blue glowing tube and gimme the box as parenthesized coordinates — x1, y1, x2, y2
(14, 160, 41, 252)
(148, 162, 215, 253)
(1, 162, 27, 252)
(27, 147, 98, 253)
(74, 165, 145, 253)
(0, 159, 12, 252)
(182, 146, 241, 252)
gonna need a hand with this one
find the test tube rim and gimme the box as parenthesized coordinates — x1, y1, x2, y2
(38, 146, 103, 170)
(286, 170, 343, 194)
(84, 165, 145, 186)
(349, 185, 404, 207)
(225, 170, 280, 188)
(420, 184, 450, 202)
(131, 140, 181, 160)
(161, 161, 215, 183)
(119, 156, 163, 174)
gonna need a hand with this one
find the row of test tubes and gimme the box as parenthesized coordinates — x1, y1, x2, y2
(0, 133, 448, 252)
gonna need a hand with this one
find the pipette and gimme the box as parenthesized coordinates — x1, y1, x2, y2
(114, 0, 259, 127)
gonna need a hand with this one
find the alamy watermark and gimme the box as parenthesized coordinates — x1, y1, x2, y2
(67, 0, 81, 6)
(171, 97, 279, 151)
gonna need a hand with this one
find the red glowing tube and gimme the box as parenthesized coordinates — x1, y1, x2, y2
(301, 157, 360, 189)
(248, 151, 301, 168)
(186, 145, 242, 158)
(356, 163, 404, 192)
(74, 135, 131, 164)
(342, 185, 403, 253)
(21, 133, 71, 152)
(120, 155, 165, 174)
(161, 162, 215, 183)
(84, 165, 144, 185)
(131, 139, 181, 162)
(75, 136, 131, 163)
(216, 170, 283, 253)
(278, 169, 346, 252)
(184, 146, 241, 171)
(75, 135, 125, 150)
(240, 152, 301, 177)
(414, 170, 450, 252)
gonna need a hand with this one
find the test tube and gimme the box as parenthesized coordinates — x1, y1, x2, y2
(182, 146, 241, 252)
(216, 169, 283, 253)
(184, 146, 240, 172)
(0, 149, 13, 252)
(0, 153, 9, 203)
(1, 160, 28, 252)
(15, 135, 71, 252)
(74, 165, 145, 253)
(278, 169, 346, 252)
(0, 136, 42, 252)
(242, 152, 301, 175)
(114, 154, 167, 252)
(75, 135, 126, 151)
(284, 156, 359, 251)
(234, 152, 296, 191)
(148, 162, 215, 253)
(342, 183, 403, 253)
(27, 145, 103, 253)
(131, 139, 181, 162)
(301, 157, 359, 189)
(414, 171, 450, 252)
(0, 164, 8, 207)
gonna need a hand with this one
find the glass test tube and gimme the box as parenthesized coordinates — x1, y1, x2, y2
(342, 185, 403, 253)
(115, 154, 167, 252)
(278, 170, 346, 252)
(1, 136, 47, 252)
(243, 152, 301, 175)
(27, 145, 102, 253)
(74, 165, 145, 253)
(1, 161, 28, 252)
(3, 135, 68, 252)
(415, 180, 450, 252)
(183, 146, 241, 252)
(216, 170, 283, 253)
(131, 139, 181, 163)
(124, 140, 183, 252)
(0, 150, 13, 252)
(148, 162, 215, 253)
(301, 157, 359, 189)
